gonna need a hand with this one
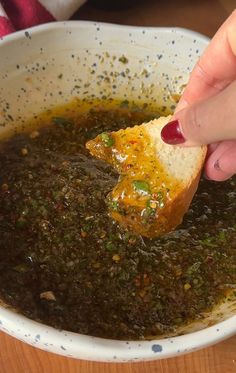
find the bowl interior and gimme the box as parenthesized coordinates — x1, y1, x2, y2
(0, 22, 207, 137)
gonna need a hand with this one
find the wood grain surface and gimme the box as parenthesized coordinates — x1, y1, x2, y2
(0, 0, 235, 372)
(74, 0, 231, 37)
(0, 332, 236, 373)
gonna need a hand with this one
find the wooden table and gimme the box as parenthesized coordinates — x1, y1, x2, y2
(1, 1, 235, 372)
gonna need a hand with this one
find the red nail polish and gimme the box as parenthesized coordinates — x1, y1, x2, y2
(161, 120, 186, 145)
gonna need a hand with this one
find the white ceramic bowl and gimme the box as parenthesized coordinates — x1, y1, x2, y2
(0, 21, 235, 362)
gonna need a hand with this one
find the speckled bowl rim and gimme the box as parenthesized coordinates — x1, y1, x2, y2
(0, 19, 210, 45)
(0, 21, 235, 362)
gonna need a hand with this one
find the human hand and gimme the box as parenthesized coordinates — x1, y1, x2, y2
(161, 11, 236, 181)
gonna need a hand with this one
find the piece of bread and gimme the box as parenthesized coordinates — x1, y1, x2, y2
(86, 115, 207, 237)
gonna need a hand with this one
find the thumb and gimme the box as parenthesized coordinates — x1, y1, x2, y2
(161, 80, 236, 146)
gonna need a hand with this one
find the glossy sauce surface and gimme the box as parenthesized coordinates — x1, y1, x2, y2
(0, 101, 235, 340)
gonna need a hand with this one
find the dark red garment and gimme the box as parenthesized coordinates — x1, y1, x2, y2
(0, 0, 86, 37)
(2, 0, 54, 32)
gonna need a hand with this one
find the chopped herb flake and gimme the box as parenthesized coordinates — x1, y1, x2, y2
(132, 180, 150, 195)
(100, 132, 115, 147)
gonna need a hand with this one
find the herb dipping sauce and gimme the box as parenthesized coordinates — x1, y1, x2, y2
(0, 100, 235, 340)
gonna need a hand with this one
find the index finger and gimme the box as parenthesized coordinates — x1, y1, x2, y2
(177, 10, 236, 111)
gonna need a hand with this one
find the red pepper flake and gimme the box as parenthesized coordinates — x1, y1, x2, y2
(81, 230, 87, 238)
(134, 275, 141, 287)
(61, 161, 70, 168)
(123, 164, 133, 171)
(129, 140, 138, 144)
(55, 203, 64, 211)
(134, 273, 150, 287)
(143, 273, 150, 286)
(205, 255, 214, 264)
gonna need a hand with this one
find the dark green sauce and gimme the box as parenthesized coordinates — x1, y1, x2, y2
(0, 104, 235, 340)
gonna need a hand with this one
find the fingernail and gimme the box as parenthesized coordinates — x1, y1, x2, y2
(161, 119, 186, 145)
